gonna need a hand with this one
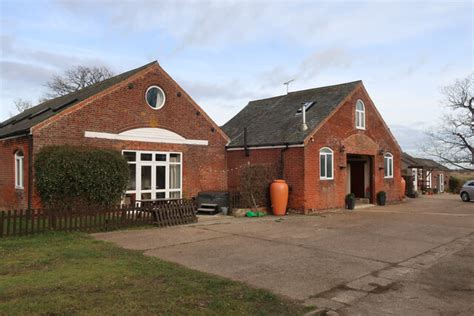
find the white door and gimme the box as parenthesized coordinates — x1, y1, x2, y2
(412, 168, 418, 191)
(439, 173, 444, 193)
(123, 150, 182, 203)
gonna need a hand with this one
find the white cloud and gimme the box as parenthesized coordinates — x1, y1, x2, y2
(0, 0, 471, 127)
(390, 123, 430, 154)
(57, 0, 470, 52)
(299, 48, 352, 79)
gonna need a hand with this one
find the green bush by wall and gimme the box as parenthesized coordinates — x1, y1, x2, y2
(448, 176, 463, 194)
(403, 175, 417, 198)
(35, 146, 129, 209)
(239, 164, 276, 208)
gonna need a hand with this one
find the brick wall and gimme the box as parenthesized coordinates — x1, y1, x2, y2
(429, 170, 450, 193)
(0, 136, 30, 210)
(304, 85, 402, 211)
(226, 84, 402, 213)
(1, 63, 228, 208)
(226, 147, 304, 209)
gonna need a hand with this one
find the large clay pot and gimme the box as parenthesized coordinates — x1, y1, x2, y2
(270, 179, 289, 216)
(401, 178, 406, 198)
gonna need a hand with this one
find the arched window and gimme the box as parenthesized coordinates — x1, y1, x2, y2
(384, 153, 393, 178)
(320, 147, 334, 180)
(355, 100, 365, 129)
(15, 151, 24, 189)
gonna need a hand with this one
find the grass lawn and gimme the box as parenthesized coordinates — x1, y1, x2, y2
(0, 232, 309, 315)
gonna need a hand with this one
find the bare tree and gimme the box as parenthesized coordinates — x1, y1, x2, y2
(7, 65, 113, 118)
(425, 73, 473, 170)
(13, 98, 33, 113)
(44, 65, 114, 99)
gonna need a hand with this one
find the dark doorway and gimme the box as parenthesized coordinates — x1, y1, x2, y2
(347, 154, 373, 201)
(350, 161, 365, 198)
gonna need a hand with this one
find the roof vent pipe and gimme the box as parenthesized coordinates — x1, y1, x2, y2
(300, 105, 308, 131)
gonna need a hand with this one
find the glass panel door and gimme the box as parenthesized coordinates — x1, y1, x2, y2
(141, 165, 152, 190)
(169, 164, 181, 189)
(156, 165, 166, 199)
(140, 165, 152, 200)
(123, 150, 182, 202)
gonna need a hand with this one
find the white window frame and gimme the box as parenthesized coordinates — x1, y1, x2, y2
(122, 150, 182, 202)
(439, 173, 444, 192)
(355, 99, 366, 130)
(412, 168, 418, 191)
(145, 85, 166, 110)
(384, 153, 393, 179)
(14, 151, 24, 189)
(319, 147, 334, 180)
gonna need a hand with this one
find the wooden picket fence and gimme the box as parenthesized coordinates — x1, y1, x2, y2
(0, 198, 197, 238)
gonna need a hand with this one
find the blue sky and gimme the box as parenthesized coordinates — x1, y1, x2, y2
(0, 0, 472, 154)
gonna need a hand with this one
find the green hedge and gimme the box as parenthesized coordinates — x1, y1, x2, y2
(403, 175, 417, 198)
(448, 176, 470, 194)
(35, 146, 129, 209)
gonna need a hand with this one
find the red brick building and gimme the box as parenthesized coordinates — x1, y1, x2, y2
(402, 153, 450, 193)
(1, 62, 403, 213)
(0, 61, 228, 209)
(223, 81, 403, 212)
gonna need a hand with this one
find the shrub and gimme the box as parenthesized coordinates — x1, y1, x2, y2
(238, 164, 276, 208)
(403, 175, 417, 198)
(448, 176, 463, 194)
(35, 146, 129, 209)
(345, 193, 355, 200)
(345, 193, 356, 209)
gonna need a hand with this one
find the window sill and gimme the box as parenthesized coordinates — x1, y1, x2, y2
(320, 178, 334, 181)
(15, 186, 24, 190)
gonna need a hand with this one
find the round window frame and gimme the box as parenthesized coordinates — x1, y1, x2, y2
(145, 85, 166, 110)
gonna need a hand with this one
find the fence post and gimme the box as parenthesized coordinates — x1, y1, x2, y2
(0, 211, 4, 237)
(12, 210, 18, 236)
(50, 210, 57, 231)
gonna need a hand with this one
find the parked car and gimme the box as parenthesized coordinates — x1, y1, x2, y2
(460, 180, 474, 202)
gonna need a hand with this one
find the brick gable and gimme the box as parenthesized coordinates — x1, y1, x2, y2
(1, 63, 228, 209)
(304, 85, 402, 210)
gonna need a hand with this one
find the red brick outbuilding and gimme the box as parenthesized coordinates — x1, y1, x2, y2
(0, 61, 228, 209)
(1, 62, 402, 213)
(402, 153, 450, 193)
(223, 81, 403, 212)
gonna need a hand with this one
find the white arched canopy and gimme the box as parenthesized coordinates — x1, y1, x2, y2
(85, 127, 208, 145)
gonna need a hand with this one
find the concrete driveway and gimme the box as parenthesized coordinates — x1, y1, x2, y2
(94, 195, 474, 315)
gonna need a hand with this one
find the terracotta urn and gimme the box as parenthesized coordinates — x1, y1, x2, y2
(401, 177, 406, 198)
(270, 179, 289, 216)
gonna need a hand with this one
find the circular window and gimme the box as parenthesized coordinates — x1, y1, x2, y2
(145, 86, 166, 109)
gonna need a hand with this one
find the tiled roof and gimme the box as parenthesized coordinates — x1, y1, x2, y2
(0, 61, 157, 139)
(402, 152, 450, 171)
(222, 81, 361, 147)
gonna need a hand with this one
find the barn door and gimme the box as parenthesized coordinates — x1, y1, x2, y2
(350, 161, 365, 198)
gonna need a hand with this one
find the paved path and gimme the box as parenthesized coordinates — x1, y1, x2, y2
(94, 195, 474, 315)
